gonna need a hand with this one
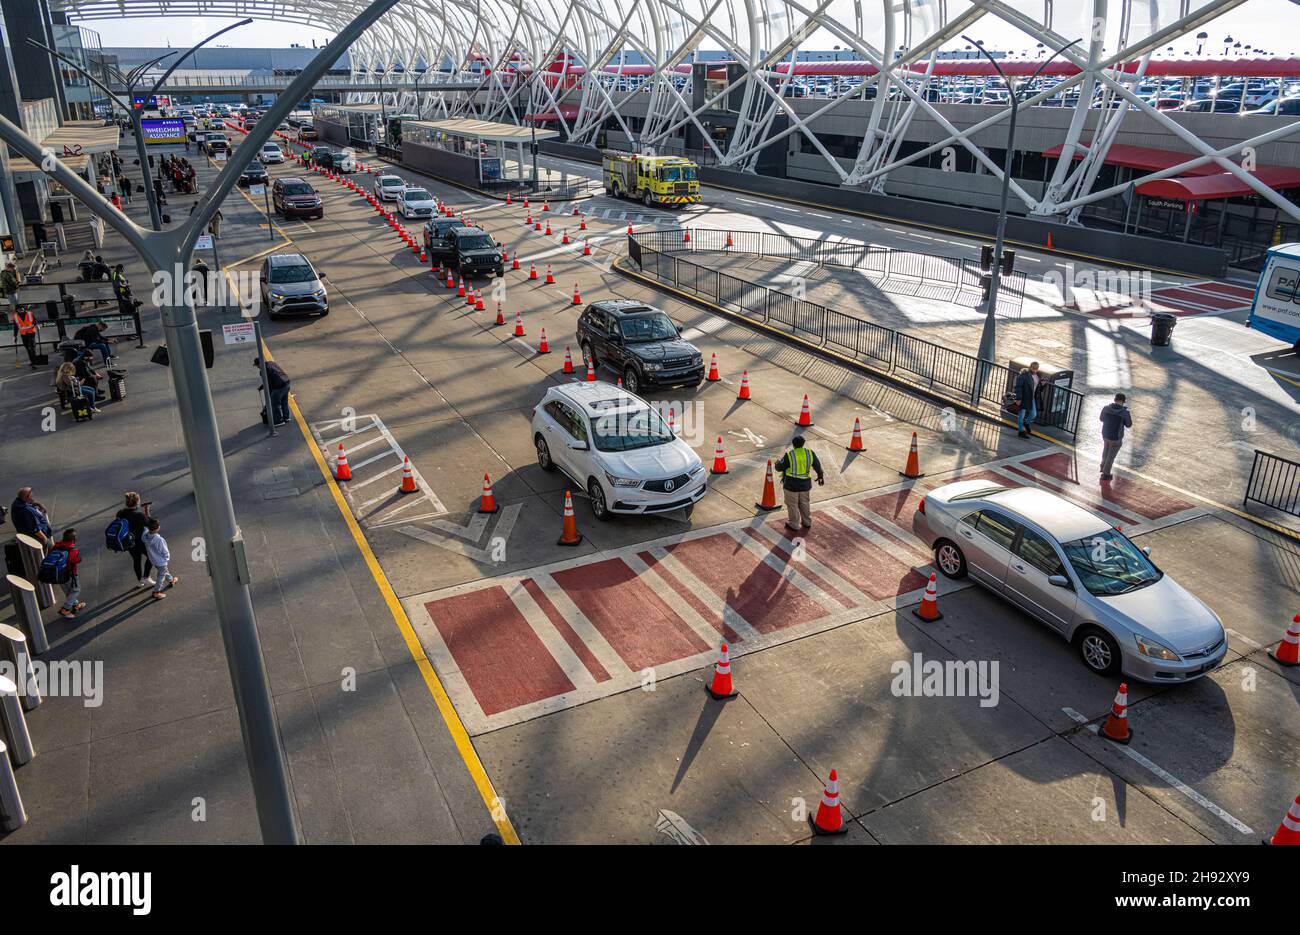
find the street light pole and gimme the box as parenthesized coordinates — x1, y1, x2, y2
(963, 36, 1081, 403)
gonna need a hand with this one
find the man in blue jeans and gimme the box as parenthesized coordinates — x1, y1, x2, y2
(255, 357, 292, 425)
(1014, 361, 1040, 438)
(73, 321, 115, 364)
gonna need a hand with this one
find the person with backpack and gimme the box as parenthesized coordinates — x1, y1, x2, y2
(44, 528, 85, 619)
(143, 517, 177, 599)
(111, 492, 153, 587)
(254, 357, 292, 426)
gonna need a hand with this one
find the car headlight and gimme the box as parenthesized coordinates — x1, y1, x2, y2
(644, 361, 662, 371)
(312, 289, 326, 298)
(1135, 634, 1180, 661)
(269, 291, 286, 301)
(691, 353, 703, 364)
(604, 471, 641, 488)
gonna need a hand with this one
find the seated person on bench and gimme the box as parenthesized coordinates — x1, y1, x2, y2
(72, 321, 115, 365)
(73, 350, 104, 399)
(55, 362, 100, 413)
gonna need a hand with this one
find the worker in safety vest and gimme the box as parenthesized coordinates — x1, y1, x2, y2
(774, 435, 824, 531)
(12, 305, 39, 368)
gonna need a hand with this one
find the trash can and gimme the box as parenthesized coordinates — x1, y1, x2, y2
(107, 369, 128, 402)
(1151, 312, 1177, 346)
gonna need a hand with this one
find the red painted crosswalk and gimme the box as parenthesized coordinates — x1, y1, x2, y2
(403, 449, 1204, 733)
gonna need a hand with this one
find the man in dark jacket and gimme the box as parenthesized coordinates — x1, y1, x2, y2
(255, 358, 292, 425)
(1099, 393, 1133, 481)
(73, 320, 115, 364)
(774, 435, 825, 531)
(11, 487, 53, 548)
(1014, 361, 1039, 438)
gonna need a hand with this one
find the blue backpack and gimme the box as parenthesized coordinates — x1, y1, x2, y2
(105, 517, 134, 552)
(38, 548, 72, 585)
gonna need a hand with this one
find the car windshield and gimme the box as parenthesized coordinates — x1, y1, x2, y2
(591, 406, 673, 452)
(405, 189, 431, 201)
(620, 313, 677, 343)
(262, 145, 279, 152)
(381, 178, 403, 188)
(1061, 530, 1163, 597)
(458, 234, 494, 250)
(270, 263, 316, 284)
(281, 183, 313, 196)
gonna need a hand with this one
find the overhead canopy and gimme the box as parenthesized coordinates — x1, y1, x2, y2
(1043, 142, 1222, 176)
(410, 117, 558, 142)
(38, 123, 120, 156)
(7, 151, 91, 174)
(1137, 167, 1300, 201)
(321, 103, 387, 114)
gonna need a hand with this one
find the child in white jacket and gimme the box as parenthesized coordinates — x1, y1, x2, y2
(143, 517, 179, 599)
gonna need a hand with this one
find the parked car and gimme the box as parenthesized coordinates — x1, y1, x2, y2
(398, 186, 437, 220)
(259, 141, 285, 163)
(576, 300, 705, 394)
(374, 174, 405, 201)
(271, 177, 323, 219)
(530, 381, 707, 521)
(238, 160, 268, 187)
(259, 252, 329, 318)
(422, 218, 464, 264)
(911, 480, 1227, 683)
(335, 148, 358, 172)
(1246, 96, 1300, 116)
(202, 133, 230, 156)
(298, 126, 318, 141)
(446, 226, 504, 279)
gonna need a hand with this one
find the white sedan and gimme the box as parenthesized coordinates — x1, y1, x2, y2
(398, 186, 437, 219)
(531, 382, 706, 520)
(259, 142, 285, 164)
(375, 174, 405, 201)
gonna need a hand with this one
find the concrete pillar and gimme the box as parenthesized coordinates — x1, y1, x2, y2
(0, 739, 26, 831)
(0, 624, 40, 711)
(15, 534, 53, 609)
(5, 575, 48, 655)
(0, 675, 33, 766)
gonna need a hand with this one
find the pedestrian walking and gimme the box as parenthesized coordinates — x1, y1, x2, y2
(50, 528, 85, 619)
(152, 176, 167, 207)
(774, 435, 825, 531)
(11, 305, 39, 368)
(143, 517, 178, 599)
(255, 357, 292, 425)
(119, 176, 132, 204)
(115, 492, 154, 587)
(190, 258, 210, 306)
(208, 208, 223, 239)
(1014, 361, 1039, 438)
(1, 260, 20, 304)
(10, 487, 53, 549)
(1098, 393, 1133, 481)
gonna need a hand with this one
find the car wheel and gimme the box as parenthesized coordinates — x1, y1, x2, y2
(623, 366, 641, 394)
(1076, 626, 1121, 677)
(934, 539, 968, 579)
(588, 479, 611, 521)
(535, 434, 556, 472)
(581, 342, 596, 370)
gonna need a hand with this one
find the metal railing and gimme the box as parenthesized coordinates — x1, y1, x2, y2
(634, 227, 1028, 314)
(1244, 450, 1300, 518)
(629, 233, 1082, 437)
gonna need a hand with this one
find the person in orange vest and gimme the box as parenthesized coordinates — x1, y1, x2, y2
(11, 305, 39, 369)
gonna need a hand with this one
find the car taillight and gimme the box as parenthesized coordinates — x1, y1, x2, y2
(917, 497, 926, 515)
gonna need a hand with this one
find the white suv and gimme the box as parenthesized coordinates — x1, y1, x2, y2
(531, 382, 706, 520)
(260, 142, 285, 164)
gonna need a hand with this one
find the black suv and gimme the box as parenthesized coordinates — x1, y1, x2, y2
(309, 146, 338, 169)
(577, 300, 704, 394)
(422, 218, 463, 264)
(448, 227, 504, 278)
(239, 160, 268, 187)
(272, 177, 323, 219)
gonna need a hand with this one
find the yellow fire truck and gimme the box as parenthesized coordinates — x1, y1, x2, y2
(602, 151, 701, 206)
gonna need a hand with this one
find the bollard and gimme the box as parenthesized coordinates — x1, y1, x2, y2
(5, 576, 48, 655)
(16, 534, 54, 610)
(0, 740, 25, 831)
(0, 676, 33, 766)
(0, 625, 39, 712)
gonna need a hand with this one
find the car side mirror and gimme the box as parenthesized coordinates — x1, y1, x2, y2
(318, 271, 327, 280)
(568, 440, 588, 451)
(1047, 574, 1072, 589)
(1141, 546, 1151, 556)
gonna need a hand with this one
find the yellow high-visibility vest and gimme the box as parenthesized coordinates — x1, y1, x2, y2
(783, 447, 812, 480)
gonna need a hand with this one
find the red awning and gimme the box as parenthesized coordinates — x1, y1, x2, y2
(524, 105, 579, 122)
(1042, 142, 1220, 176)
(1136, 166, 1300, 200)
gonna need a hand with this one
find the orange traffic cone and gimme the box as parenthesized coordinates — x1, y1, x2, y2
(682, 229, 691, 243)
(1046, 232, 1054, 250)
(525, 213, 533, 226)
(495, 304, 506, 326)
(512, 252, 520, 270)
(579, 215, 587, 231)
(725, 231, 733, 248)
(572, 283, 582, 305)
(706, 353, 720, 381)
(397, 456, 418, 495)
(466, 285, 476, 307)
(545, 264, 555, 284)
(478, 473, 499, 514)
(711, 437, 728, 475)
(756, 459, 780, 512)
(562, 347, 574, 374)
(514, 310, 525, 337)
(529, 261, 538, 280)
(706, 642, 738, 699)
(445, 268, 455, 289)
(899, 432, 925, 478)
(912, 573, 942, 621)
(334, 443, 352, 481)
(572, 204, 579, 216)
(582, 239, 591, 256)
(534, 219, 542, 231)
(538, 328, 550, 354)
(523, 196, 529, 208)
(557, 490, 583, 546)
(1100, 683, 1132, 744)
(457, 277, 466, 297)
(847, 417, 864, 451)
(1269, 793, 1300, 844)
(505, 192, 512, 205)
(666, 408, 676, 431)
(561, 228, 569, 244)
(796, 394, 814, 426)
(627, 223, 633, 235)
(737, 370, 751, 400)
(542, 199, 550, 212)
(419, 248, 427, 263)
(545, 221, 552, 236)
(1268, 614, 1300, 666)
(585, 357, 596, 382)
(809, 769, 848, 836)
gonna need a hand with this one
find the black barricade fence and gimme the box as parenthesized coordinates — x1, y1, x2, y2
(629, 234, 1082, 439)
(1244, 450, 1300, 518)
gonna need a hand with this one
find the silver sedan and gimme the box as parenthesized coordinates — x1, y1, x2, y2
(911, 480, 1227, 683)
